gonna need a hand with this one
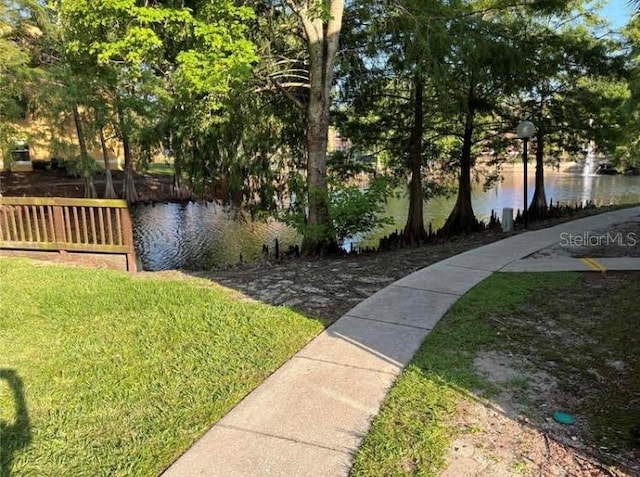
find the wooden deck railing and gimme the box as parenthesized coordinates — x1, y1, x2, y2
(0, 197, 137, 272)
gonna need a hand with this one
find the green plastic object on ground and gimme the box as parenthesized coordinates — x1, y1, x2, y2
(553, 411, 576, 424)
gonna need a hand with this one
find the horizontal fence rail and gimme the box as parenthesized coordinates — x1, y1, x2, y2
(0, 197, 136, 272)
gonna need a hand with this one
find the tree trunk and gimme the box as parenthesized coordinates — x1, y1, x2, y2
(116, 101, 138, 202)
(528, 128, 547, 219)
(403, 72, 426, 244)
(442, 108, 480, 235)
(303, 87, 333, 254)
(288, 0, 344, 255)
(100, 128, 117, 199)
(72, 104, 97, 199)
(172, 152, 190, 199)
(121, 130, 138, 202)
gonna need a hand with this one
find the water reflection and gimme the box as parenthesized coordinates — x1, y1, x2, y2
(132, 202, 299, 270)
(133, 171, 640, 271)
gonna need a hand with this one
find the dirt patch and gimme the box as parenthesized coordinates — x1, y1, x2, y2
(568, 220, 640, 258)
(473, 351, 558, 420)
(443, 399, 626, 477)
(441, 272, 640, 477)
(191, 235, 504, 322)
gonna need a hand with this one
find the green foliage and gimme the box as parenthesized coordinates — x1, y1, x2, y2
(611, 18, 640, 168)
(511, 5, 629, 164)
(173, 6, 257, 106)
(327, 150, 378, 182)
(0, 1, 44, 142)
(48, 135, 79, 162)
(279, 185, 330, 246)
(0, 142, 17, 171)
(329, 178, 394, 243)
(279, 177, 393, 245)
(26, 0, 259, 200)
(62, 155, 102, 178)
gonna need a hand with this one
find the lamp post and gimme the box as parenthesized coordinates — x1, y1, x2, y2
(516, 121, 535, 229)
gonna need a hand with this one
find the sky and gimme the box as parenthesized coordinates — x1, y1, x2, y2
(601, 0, 634, 30)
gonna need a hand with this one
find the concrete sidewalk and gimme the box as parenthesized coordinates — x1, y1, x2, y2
(162, 206, 640, 477)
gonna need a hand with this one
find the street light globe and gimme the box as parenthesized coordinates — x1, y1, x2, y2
(516, 121, 536, 139)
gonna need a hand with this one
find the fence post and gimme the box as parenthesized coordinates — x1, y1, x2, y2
(120, 207, 137, 272)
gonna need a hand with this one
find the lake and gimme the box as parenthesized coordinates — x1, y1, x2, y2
(132, 166, 640, 271)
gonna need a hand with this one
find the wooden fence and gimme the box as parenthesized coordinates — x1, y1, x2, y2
(0, 197, 137, 272)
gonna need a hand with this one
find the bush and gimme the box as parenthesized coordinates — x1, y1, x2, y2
(330, 177, 393, 243)
(62, 156, 102, 178)
(279, 177, 393, 246)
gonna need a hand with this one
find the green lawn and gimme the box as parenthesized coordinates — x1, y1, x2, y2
(0, 258, 324, 476)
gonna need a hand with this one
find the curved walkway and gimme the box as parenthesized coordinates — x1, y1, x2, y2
(162, 206, 640, 477)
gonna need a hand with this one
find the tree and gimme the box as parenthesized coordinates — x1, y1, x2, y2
(439, 10, 522, 235)
(25, 1, 110, 198)
(0, 0, 43, 163)
(337, 0, 450, 243)
(56, 0, 256, 201)
(513, 9, 628, 219)
(281, 0, 344, 253)
(93, 103, 117, 198)
(601, 17, 640, 171)
(71, 102, 97, 197)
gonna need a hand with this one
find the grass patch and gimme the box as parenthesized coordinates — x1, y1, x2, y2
(0, 258, 324, 476)
(350, 272, 580, 477)
(143, 162, 175, 177)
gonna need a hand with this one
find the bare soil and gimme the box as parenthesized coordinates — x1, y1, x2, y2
(190, 233, 506, 322)
(531, 219, 640, 260)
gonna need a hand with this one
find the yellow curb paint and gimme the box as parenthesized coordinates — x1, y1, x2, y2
(580, 257, 607, 273)
(589, 258, 608, 273)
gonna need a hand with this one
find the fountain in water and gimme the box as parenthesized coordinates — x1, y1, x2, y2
(582, 143, 597, 176)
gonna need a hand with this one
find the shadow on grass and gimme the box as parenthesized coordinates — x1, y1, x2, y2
(0, 369, 31, 477)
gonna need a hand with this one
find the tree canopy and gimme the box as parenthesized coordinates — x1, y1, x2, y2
(1, 0, 636, 253)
